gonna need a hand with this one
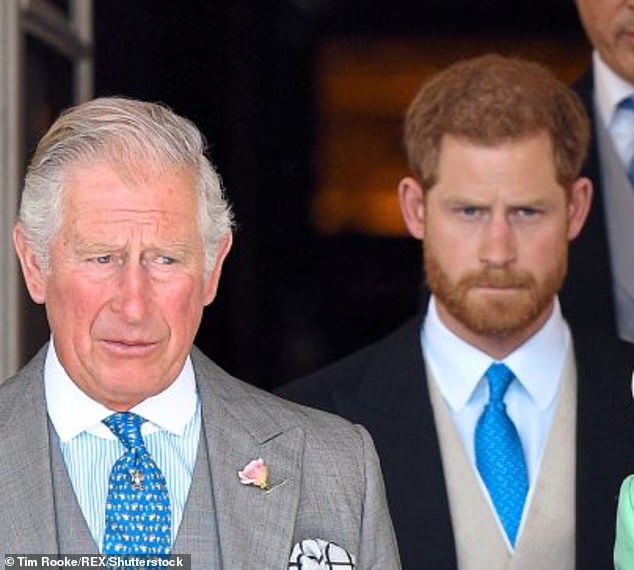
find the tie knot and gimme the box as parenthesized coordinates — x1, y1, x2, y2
(103, 412, 146, 450)
(486, 363, 514, 402)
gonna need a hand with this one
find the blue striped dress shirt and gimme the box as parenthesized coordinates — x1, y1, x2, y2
(44, 339, 201, 550)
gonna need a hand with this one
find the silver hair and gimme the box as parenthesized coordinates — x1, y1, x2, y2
(18, 96, 234, 274)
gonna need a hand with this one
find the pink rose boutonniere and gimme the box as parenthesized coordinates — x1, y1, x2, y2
(238, 457, 270, 490)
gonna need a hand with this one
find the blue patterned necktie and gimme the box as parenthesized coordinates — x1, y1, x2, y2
(102, 412, 172, 556)
(474, 363, 528, 546)
(616, 96, 634, 186)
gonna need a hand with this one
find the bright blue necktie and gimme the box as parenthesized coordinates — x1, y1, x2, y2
(102, 412, 172, 556)
(475, 363, 528, 546)
(617, 96, 634, 186)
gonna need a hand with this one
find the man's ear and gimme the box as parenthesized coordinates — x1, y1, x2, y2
(203, 232, 233, 306)
(13, 224, 47, 304)
(567, 176, 593, 241)
(398, 176, 426, 240)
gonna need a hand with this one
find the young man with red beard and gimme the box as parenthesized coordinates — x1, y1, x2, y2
(279, 54, 634, 570)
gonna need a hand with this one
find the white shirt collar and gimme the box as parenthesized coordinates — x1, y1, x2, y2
(45, 337, 198, 443)
(422, 296, 570, 413)
(592, 50, 634, 128)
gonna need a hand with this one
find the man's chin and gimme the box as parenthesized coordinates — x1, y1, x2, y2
(92, 374, 170, 410)
(81, 356, 175, 407)
(450, 293, 539, 337)
(463, 288, 532, 312)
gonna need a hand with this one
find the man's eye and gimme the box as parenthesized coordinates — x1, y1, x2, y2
(158, 256, 176, 265)
(513, 207, 541, 220)
(458, 206, 482, 218)
(95, 255, 112, 264)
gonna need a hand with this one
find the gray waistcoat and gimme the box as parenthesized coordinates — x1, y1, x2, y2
(50, 423, 222, 569)
(426, 346, 577, 570)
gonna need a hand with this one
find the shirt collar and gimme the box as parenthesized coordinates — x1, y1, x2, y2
(593, 50, 634, 128)
(45, 337, 198, 443)
(422, 296, 570, 412)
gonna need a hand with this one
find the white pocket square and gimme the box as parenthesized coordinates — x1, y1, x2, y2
(289, 538, 355, 569)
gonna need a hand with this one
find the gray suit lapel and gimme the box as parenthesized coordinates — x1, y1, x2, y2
(0, 347, 58, 554)
(193, 350, 303, 569)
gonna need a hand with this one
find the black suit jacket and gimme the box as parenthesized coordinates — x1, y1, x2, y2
(563, 67, 617, 336)
(278, 316, 634, 569)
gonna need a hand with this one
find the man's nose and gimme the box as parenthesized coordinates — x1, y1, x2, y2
(479, 213, 517, 266)
(110, 262, 151, 322)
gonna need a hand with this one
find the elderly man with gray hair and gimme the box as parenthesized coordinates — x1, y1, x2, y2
(0, 96, 400, 570)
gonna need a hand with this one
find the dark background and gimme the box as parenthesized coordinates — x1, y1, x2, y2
(92, 0, 588, 389)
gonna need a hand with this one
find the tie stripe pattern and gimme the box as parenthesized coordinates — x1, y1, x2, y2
(475, 363, 528, 546)
(102, 412, 172, 556)
(618, 96, 634, 186)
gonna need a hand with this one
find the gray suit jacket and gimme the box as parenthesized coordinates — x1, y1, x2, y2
(0, 345, 400, 569)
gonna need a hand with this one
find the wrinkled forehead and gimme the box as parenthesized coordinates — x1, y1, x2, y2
(59, 159, 198, 225)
